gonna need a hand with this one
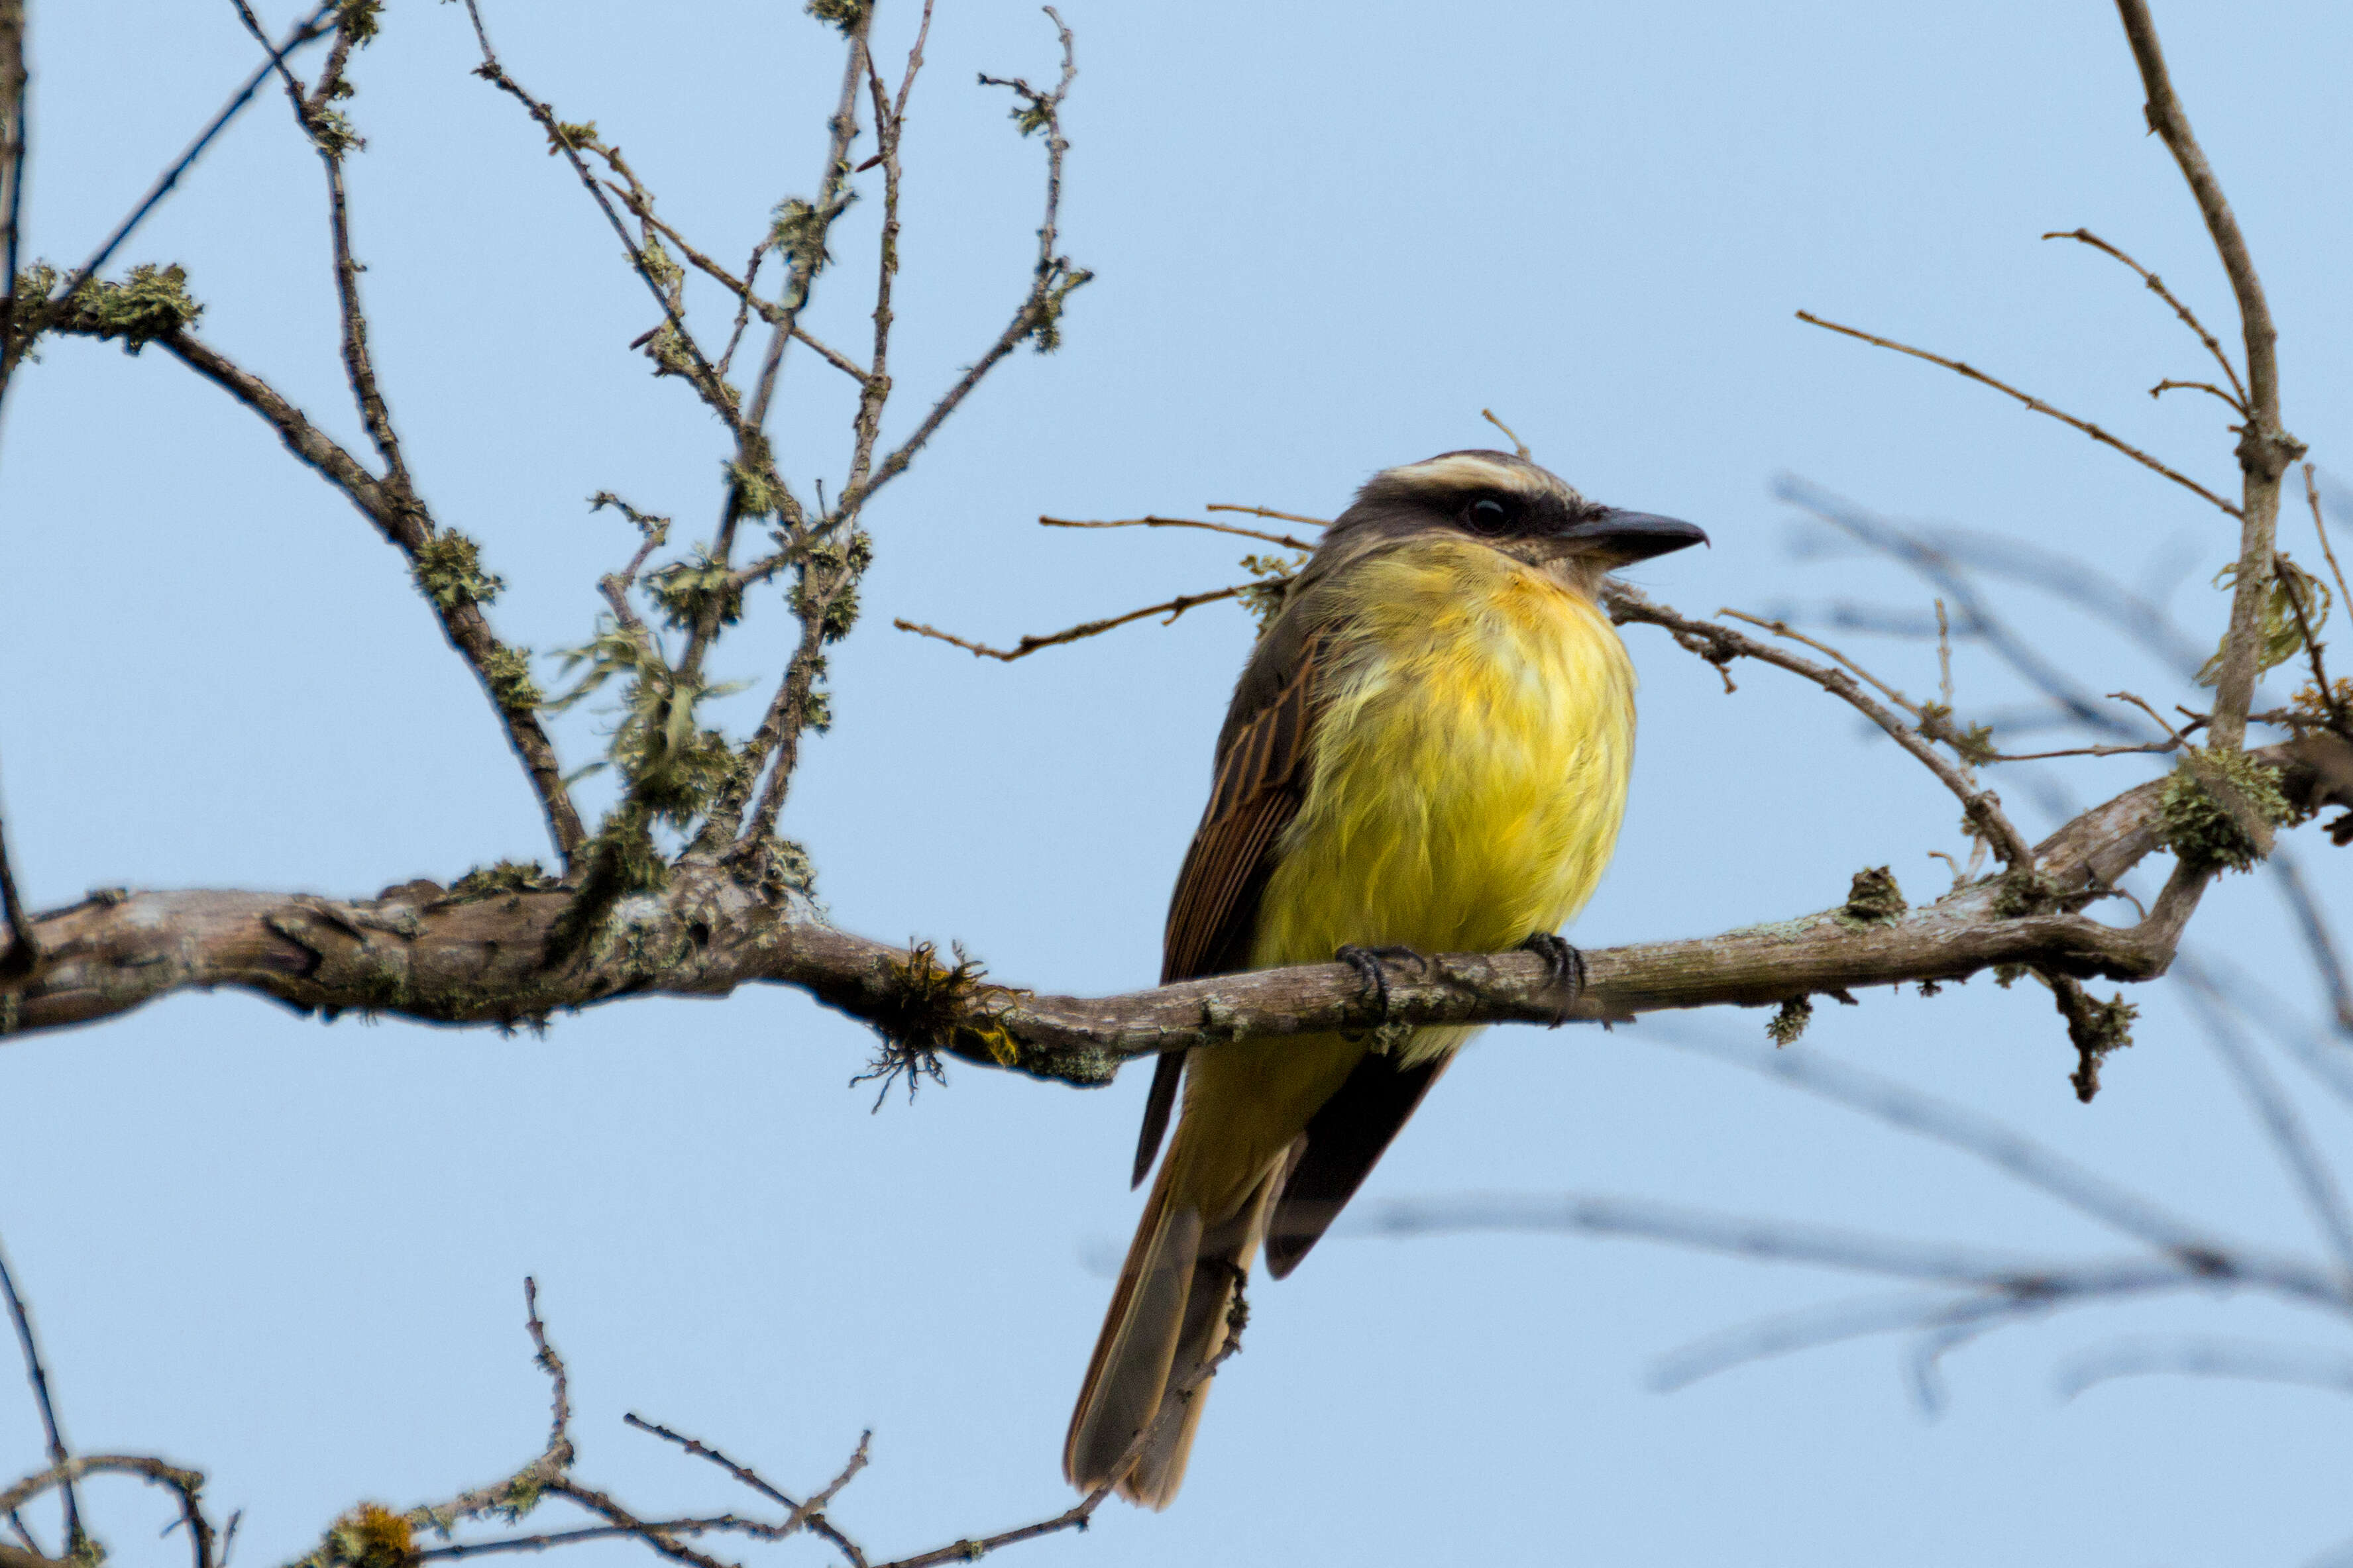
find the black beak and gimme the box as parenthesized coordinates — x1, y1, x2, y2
(1566, 507, 1710, 564)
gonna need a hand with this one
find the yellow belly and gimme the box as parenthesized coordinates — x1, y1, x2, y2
(1170, 540, 1637, 1214)
(1250, 539, 1635, 981)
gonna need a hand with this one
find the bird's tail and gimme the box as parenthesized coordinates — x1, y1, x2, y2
(1062, 1146, 1289, 1508)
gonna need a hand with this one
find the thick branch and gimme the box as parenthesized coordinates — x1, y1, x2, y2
(7, 743, 2342, 1082)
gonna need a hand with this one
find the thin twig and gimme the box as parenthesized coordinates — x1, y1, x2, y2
(55, 3, 337, 310)
(1040, 513, 1316, 552)
(1480, 408, 1533, 460)
(0, 1237, 77, 1553)
(1607, 584, 2035, 866)
(2149, 378, 2242, 413)
(1796, 309, 2242, 519)
(2042, 227, 2248, 412)
(521, 1279, 573, 1468)
(1205, 502, 1331, 529)
(461, 2, 730, 414)
(728, 9, 1087, 853)
(1720, 609, 1924, 717)
(894, 584, 1251, 662)
(2307, 465, 2353, 636)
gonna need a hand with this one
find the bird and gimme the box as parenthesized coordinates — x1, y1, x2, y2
(1062, 448, 1707, 1508)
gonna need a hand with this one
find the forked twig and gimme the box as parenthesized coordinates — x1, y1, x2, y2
(1795, 310, 2242, 519)
(2042, 227, 2248, 413)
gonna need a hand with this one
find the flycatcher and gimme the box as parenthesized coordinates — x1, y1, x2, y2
(1063, 449, 1706, 1506)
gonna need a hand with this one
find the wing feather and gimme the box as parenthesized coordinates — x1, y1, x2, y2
(1130, 635, 1327, 1185)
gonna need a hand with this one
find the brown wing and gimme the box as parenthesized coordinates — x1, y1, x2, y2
(1130, 634, 1327, 1187)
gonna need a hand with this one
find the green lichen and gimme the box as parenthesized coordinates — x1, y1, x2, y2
(2197, 557, 2332, 686)
(726, 458, 788, 520)
(804, 0, 865, 35)
(482, 646, 542, 711)
(2065, 990, 2140, 1103)
(645, 549, 743, 632)
(854, 939, 1030, 1102)
(545, 120, 600, 157)
(1236, 553, 1303, 632)
(337, 0, 384, 46)
(2158, 747, 2292, 873)
(1992, 868, 2060, 919)
(769, 197, 834, 276)
(1916, 701, 1998, 766)
(299, 1503, 414, 1568)
(446, 859, 559, 901)
(58, 263, 203, 350)
(1841, 866, 1905, 925)
(1024, 263, 1093, 354)
(307, 107, 365, 158)
(413, 531, 504, 609)
(1767, 996, 1812, 1047)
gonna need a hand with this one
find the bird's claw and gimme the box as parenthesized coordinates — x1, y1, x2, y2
(1335, 943, 1429, 1021)
(1519, 931, 1585, 1026)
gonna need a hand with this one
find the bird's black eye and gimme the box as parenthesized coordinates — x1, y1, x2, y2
(1466, 497, 1511, 533)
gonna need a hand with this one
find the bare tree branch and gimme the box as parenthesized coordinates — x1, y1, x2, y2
(5, 740, 2342, 1081)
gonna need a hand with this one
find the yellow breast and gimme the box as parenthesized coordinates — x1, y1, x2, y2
(1248, 537, 1637, 985)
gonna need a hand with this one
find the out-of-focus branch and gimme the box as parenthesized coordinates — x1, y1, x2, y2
(2112, 0, 2305, 751)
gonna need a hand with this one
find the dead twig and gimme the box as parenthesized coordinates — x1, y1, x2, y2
(894, 584, 1254, 662)
(1795, 309, 2242, 520)
(1041, 513, 1317, 552)
(1609, 586, 2034, 868)
(2042, 227, 2249, 413)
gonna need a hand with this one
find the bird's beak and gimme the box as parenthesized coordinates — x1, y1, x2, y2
(1566, 507, 1710, 564)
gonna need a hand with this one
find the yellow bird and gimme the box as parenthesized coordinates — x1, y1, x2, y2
(1063, 449, 1706, 1506)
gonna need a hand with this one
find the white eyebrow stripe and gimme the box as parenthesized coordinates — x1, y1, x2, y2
(1380, 452, 1569, 501)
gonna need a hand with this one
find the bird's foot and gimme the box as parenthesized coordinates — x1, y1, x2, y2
(1519, 931, 1586, 1027)
(1335, 943, 1429, 1021)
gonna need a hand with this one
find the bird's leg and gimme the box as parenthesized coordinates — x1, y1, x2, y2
(1519, 931, 1586, 1027)
(1335, 944, 1430, 1021)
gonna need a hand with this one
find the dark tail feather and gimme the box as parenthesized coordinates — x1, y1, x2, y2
(1064, 1152, 1291, 1508)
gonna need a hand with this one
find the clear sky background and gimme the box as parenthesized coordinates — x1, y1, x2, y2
(5, 2, 2353, 1565)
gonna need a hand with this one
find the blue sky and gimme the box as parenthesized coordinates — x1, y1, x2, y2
(4, 3, 2352, 1565)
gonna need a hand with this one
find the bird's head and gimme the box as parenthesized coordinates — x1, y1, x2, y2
(1333, 448, 1708, 594)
